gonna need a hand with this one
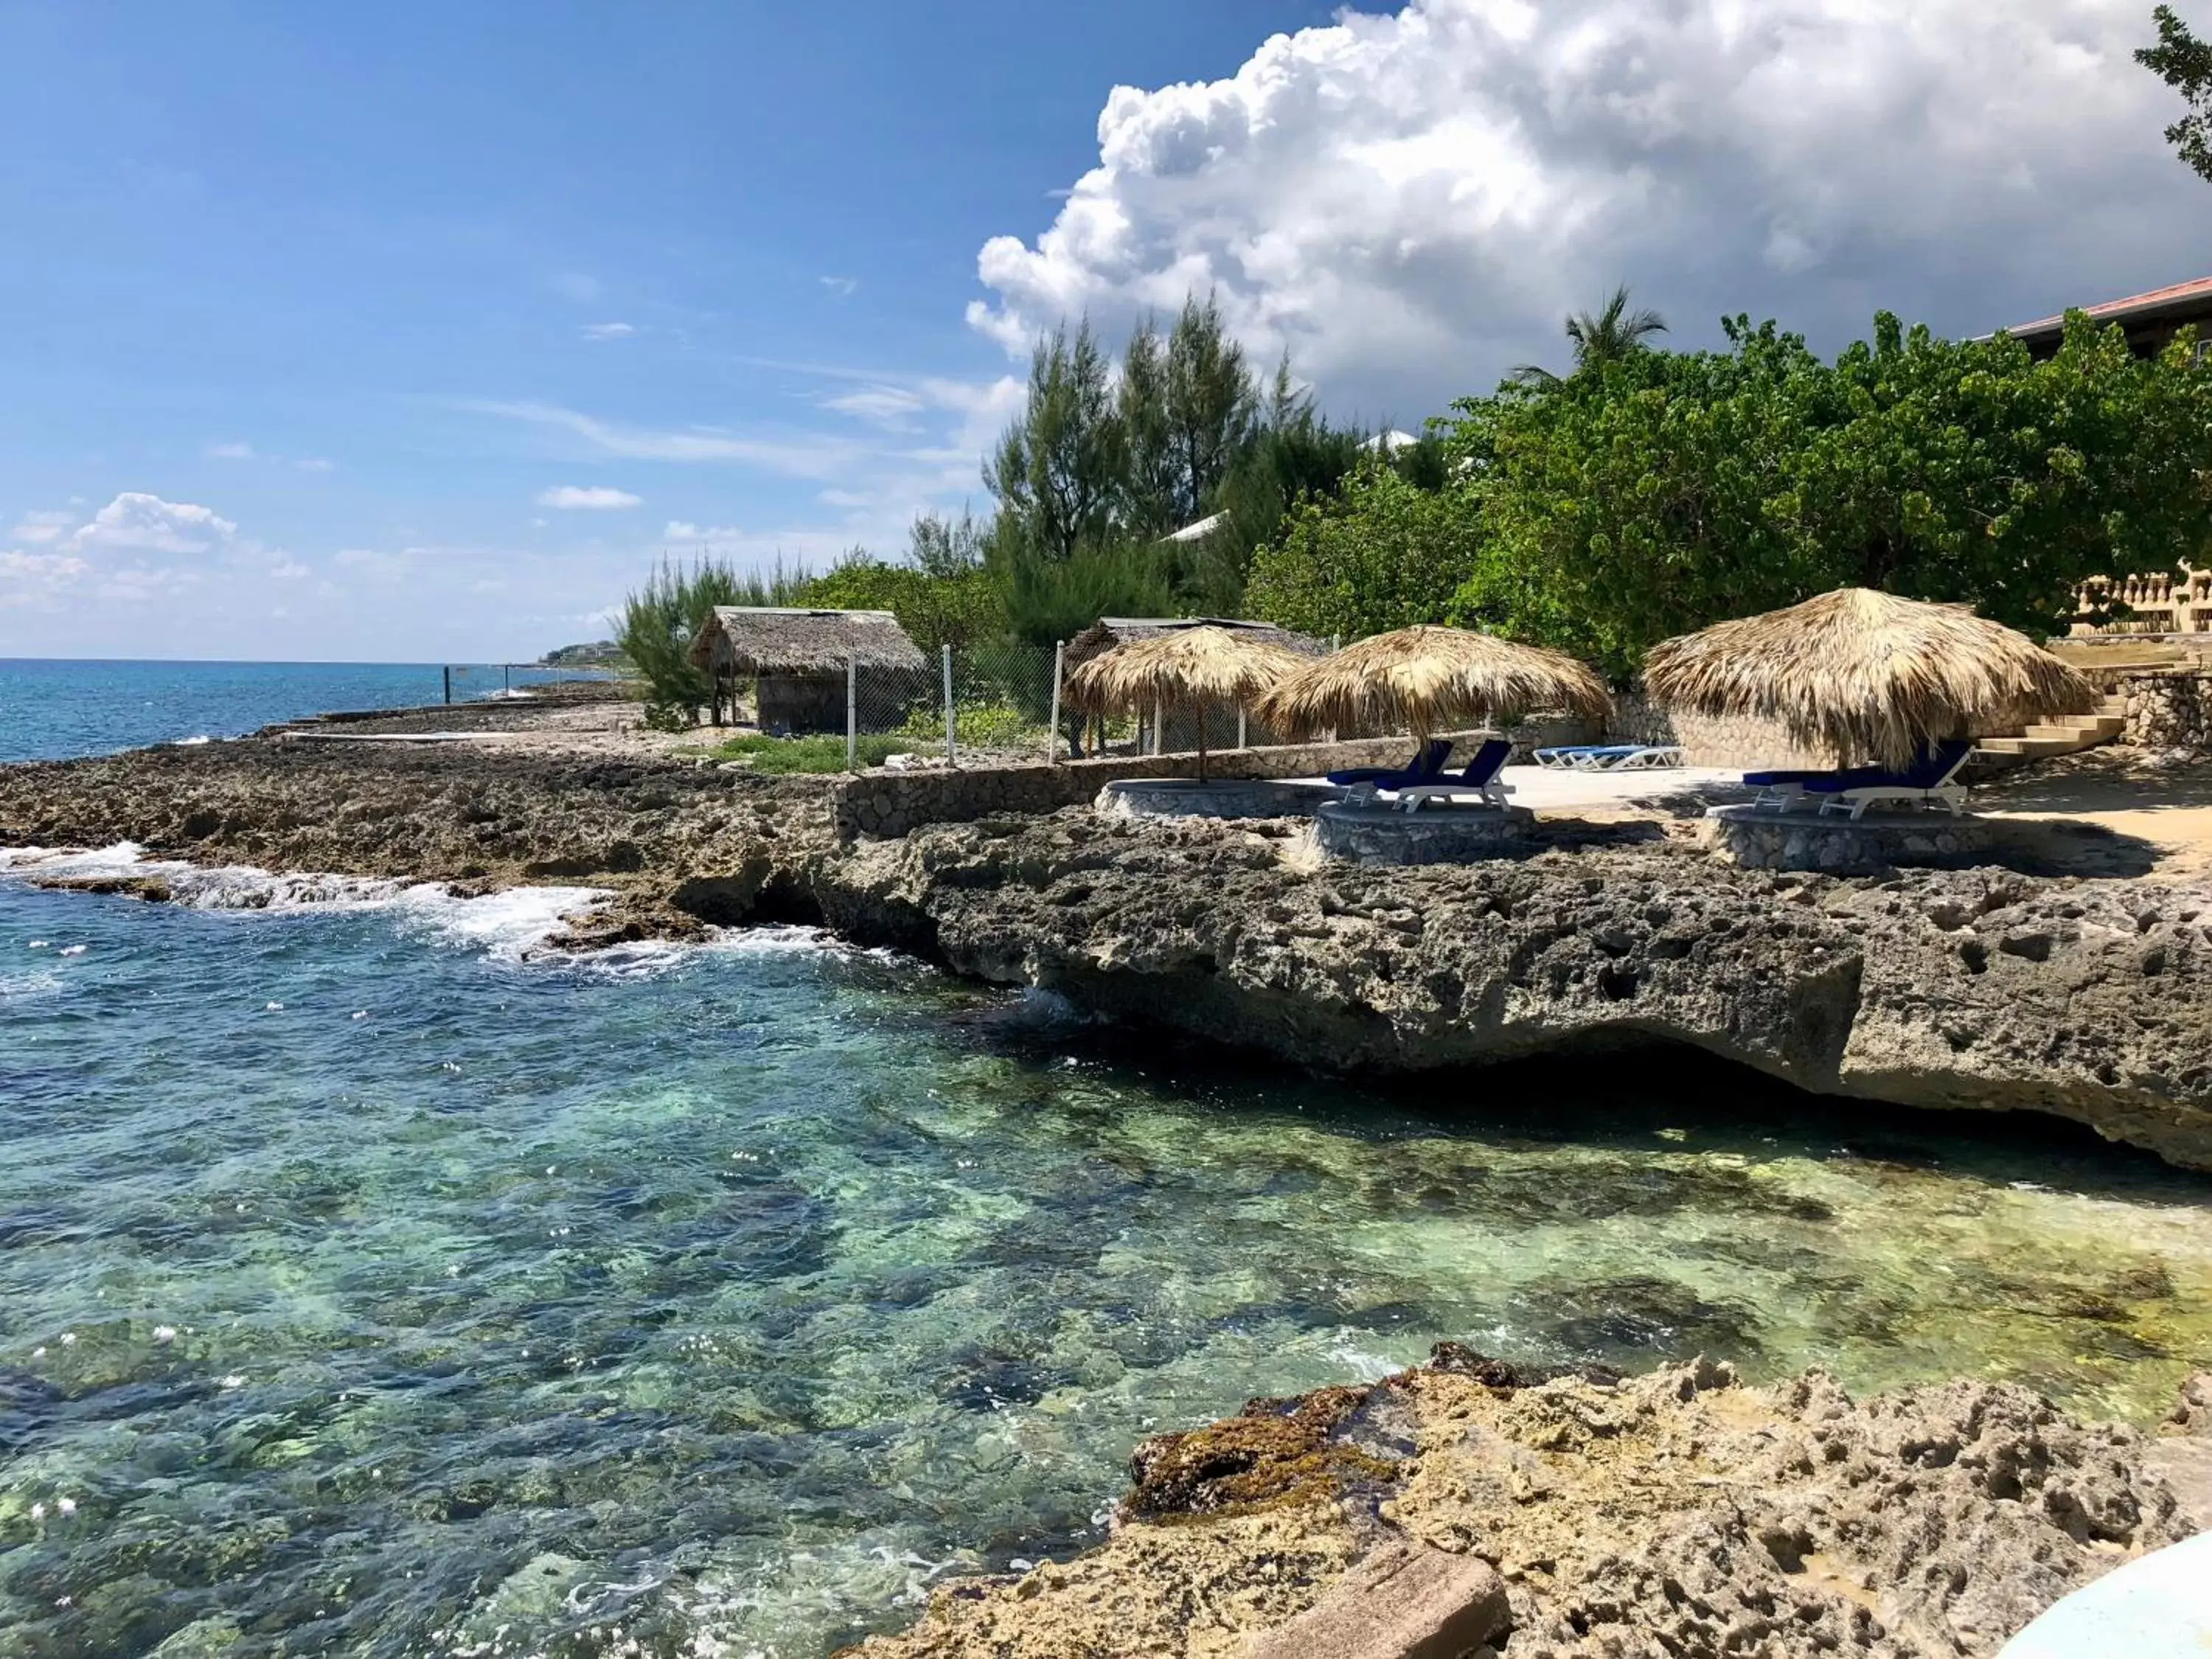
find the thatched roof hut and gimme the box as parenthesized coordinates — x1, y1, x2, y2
(1255, 625, 1612, 742)
(1065, 626, 1310, 777)
(689, 607, 927, 676)
(689, 606, 928, 734)
(1643, 588, 2096, 769)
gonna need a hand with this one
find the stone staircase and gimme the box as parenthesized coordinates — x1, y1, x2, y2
(1969, 695, 2127, 773)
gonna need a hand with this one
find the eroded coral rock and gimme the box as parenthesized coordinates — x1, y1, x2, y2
(847, 1356, 2199, 1659)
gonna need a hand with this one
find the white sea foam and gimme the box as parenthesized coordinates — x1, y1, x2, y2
(0, 844, 611, 963)
(169, 734, 212, 747)
(0, 845, 920, 974)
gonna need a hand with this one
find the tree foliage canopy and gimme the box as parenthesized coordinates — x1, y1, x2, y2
(1250, 311, 2212, 678)
(2140, 4, 2212, 182)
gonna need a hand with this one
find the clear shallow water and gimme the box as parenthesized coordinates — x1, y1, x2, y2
(3, 873, 2211, 1658)
(0, 660, 606, 762)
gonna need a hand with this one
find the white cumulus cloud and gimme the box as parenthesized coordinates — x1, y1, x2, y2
(68, 493, 239, 556)
(970, 0, 2202, 412)
(538, 485, 644, 510)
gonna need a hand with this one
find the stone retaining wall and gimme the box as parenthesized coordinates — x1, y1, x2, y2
(832, 733, 1482, 841)
(2100, 667, 2212, 754)
(1611, 691, 1828, 770)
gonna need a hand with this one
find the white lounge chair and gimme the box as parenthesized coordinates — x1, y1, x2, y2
(1810, 740, 1975, 821)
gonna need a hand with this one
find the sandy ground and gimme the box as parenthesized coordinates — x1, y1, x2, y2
(1478, 754, 2212, 881)
(1975, 749, 2212, 880)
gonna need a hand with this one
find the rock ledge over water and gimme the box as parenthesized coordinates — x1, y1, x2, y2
(815, 812, 2212, 1170)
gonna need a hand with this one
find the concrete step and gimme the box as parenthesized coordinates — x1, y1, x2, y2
(1975, 734, 2090, 759)
(2021, 717, 2124, 742)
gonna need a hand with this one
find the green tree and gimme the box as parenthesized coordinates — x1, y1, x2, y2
(1161, 293, 1260, 527)
(984, 321, 1124, 566)
(1457, 310, 2212, 674)
(993, 538, 1175, 646)
(798, 517, 1007, 655)
(1460, 319, 1834, 671)
(1116, 316, 1179, 540)
(1246, 460, 1481, 639)
(616, 555, 813, 726)
(1513, 285, 1669, 384)
(2139, 4, 2212, 182)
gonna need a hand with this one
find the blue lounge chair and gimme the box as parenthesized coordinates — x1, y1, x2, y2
(1394, 737, 1515, 812)
(1741, 767, 1834, 811)
(1806, 739, 1975, 821)
(1329, 737, 1453, 790)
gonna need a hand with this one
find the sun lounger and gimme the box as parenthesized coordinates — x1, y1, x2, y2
(1740, 768, 1833, 810)
(1330, 737, 1453, 790)
(1395, 738, 1514, 813)
(1534, 744, 1683, 771)
(1806, 739, 1975, 821)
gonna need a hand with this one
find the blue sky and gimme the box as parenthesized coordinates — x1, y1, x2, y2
(1, 1, 2202, 661)
(0, 1, 1338, 659)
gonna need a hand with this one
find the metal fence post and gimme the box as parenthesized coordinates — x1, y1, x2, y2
(1238, 706, 1248, 750)
(942, 644, 956, 766)
(846, 657, 858, 772)
(1047, 640, 1064, 764)
(1153, 696, 1164, 756)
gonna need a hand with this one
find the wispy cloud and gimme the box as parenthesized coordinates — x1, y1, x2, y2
(7, 509, 74, 546)
(823, 385, 928, 428)
(580, 321, 635, 341)
(538, 484, 643, 510)
(466, 400, 856, 479)
(819, 276, 859, 298)
(551, 271, 602, 304)
(295, 457, 336, 473)
(206, 440, 257, 461)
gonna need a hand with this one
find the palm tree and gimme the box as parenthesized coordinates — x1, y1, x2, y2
(1513, 285, 1669, 384)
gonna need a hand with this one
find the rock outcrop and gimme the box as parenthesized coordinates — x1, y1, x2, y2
(846, 1352, 2208, 1658)
(813, 812, 2212, 1169)
(7, 738, 2212, 1168)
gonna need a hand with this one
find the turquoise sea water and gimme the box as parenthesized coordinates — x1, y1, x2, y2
(0, 659, 602, 763)
(4, 860, 2212, 1658)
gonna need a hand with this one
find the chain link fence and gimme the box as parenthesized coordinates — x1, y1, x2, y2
(718, 639, 1444, 773)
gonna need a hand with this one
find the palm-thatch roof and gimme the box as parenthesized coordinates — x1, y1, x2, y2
(1064, 616, 1327, 670)
(1065, 626, 1310, 717)
(1253, 625, 1613, 741)
(1642, 588, 2096, 768)
(688, 607, 927, 676)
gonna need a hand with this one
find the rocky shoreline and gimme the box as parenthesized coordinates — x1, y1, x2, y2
(4, 727, 2212, 1169)
(841, 1350, 2212, 1658)
(7, 722, 2212, 1654)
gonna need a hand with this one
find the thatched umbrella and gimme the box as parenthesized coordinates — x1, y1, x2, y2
(1065, 625, 1308, 779)
(1642, 588, 2096, 770)
(1252, 625, 1613, 745)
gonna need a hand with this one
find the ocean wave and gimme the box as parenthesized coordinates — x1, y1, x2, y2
(0, 970, 63, 1001)
(0, 844, 611, 964)
(0, 846, 915, 975)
